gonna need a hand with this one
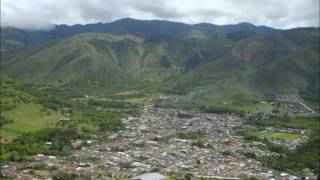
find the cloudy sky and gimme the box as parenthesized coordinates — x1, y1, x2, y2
(1, 0, 319, 30)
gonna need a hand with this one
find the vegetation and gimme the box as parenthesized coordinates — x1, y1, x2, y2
(75, 107, 122, 132)
(0, 75, 64, 140)
(88, 98, 138, 109)
(1, 127, 81, 162)
(0, 75, 123, 166)
(1, 18, 278, 52)
(1, 103, 63, 140)
(2, 28, 319, 105)
(243, 126, 260, 141)
(248, 117, 320, 174)
(250, 117, 319, 131)
(191, 140, 211, 148)
(258, 134, 319, 174)
(264, 132, 300, 142)
(0, 20, 319, 177)
(200, 105, 246, 117)
(0, 116, 13, 127)
(176, 131, 205, 140)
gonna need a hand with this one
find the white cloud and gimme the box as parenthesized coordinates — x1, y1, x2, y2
(1, 0, 319, 30)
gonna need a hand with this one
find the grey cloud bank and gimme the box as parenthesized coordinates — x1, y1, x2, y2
(1, 0, 319, 30)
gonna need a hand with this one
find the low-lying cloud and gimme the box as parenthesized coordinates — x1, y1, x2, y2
(1, 0, 319, 30)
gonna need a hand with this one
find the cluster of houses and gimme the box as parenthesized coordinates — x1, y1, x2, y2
(276, 95, 315, 115)
(1, 108, 315, 179)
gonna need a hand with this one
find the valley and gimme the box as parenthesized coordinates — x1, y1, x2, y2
(1, 108, 318, 179)
(0, 18, 319, 180)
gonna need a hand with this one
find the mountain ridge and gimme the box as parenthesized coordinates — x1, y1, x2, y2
(1, 18, 280, 52)
(2, 28, 319, 106)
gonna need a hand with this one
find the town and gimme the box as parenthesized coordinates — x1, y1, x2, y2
(1, 107, 313, 180)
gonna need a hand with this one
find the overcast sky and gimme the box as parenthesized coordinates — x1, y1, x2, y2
(1, 0, 319, 30)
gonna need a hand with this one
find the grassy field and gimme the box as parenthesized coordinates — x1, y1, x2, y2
(115, 90, 139, 96)
(253, 117, 320, 131)
(252, 116, 320, 174)
(125, 97, 148, 104)
(1, 103, 63, 140)
(125, 95, 159, 106)
(264, 132, 300, 142)
(228, 102, 274, 112)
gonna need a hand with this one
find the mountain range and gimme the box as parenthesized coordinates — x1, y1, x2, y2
(1, 18, 319, 107)
(1, 18, 278, 51)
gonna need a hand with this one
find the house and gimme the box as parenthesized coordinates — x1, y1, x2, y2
(132, 172, 166, 180)
(57, 117, 71, 127)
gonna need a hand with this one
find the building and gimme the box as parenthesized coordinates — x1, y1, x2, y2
(56, 117, 71, 127)
(132, 172, 166, 180)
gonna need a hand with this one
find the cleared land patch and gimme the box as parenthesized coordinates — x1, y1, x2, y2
(264, 132, 300, 142)
(1, 103, 62, 140)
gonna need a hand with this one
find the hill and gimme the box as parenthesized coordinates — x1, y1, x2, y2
(1, 28, 319, 109)
(1, 18, 278, 52)
(0, 75, 63, 141)
(2, 33, 148, 95)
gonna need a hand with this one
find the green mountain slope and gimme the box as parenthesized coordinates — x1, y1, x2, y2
(1, 29, 319, 105)
(1, 18, 278, 52)
(2, 33, 147, 95)
(0, 75, 63, 141)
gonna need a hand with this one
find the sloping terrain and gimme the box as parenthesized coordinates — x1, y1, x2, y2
(1, 27, 319, 105)
(0, 75, 63, 140)
(1, 18, 278, 52)
(2, 33, 146, 94)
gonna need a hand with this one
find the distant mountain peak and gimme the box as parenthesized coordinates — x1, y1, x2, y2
(112, 17, 138, 23)
(235, 22, 255, 26)
(2, 18, 280, 52)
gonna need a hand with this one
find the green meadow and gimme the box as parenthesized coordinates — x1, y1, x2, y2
(1, 103, 62, 140)
(264, 132, 300, 142)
